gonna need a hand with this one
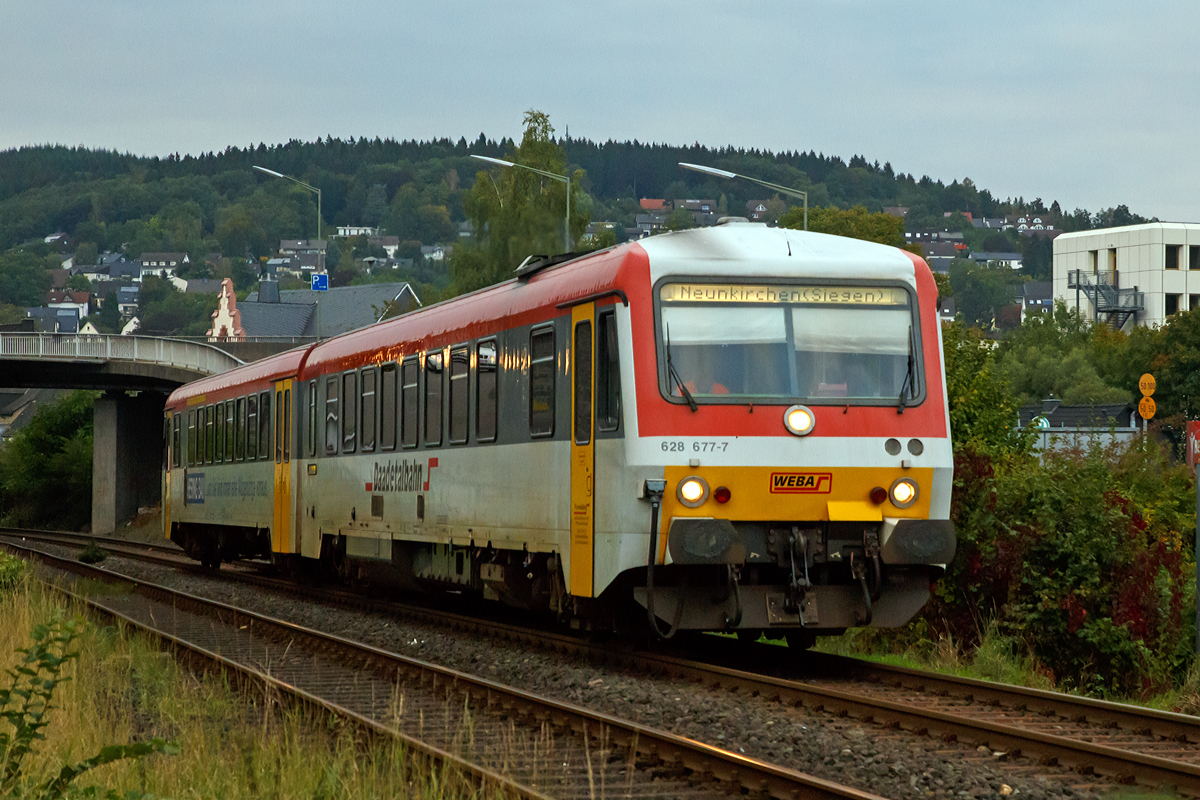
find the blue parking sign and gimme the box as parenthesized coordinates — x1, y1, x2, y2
(311, 273, 328, 291)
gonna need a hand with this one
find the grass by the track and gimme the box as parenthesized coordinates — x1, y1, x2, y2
(0, 555, 517, 800)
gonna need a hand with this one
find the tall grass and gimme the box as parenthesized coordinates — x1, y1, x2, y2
(0, 578, 517, 799)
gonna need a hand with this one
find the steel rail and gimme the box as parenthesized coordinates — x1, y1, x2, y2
(13, 528, 1200, 793)
(3, 540, 888, 800)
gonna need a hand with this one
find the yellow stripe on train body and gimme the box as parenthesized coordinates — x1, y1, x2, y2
(661, 465, 933, 526)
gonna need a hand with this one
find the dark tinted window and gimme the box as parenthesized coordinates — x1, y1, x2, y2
(215, 402, 225, 462)
(258, 390, 271, 460)
(325, 377, 339, 455)
(187, 410, 196, 466)
(225, 400, 234, 462)
(307, 381, 316, 457)
(172, 414, 181, 468)
(206, 405, 215, 463)
(574, 321, 592, 445)
(449, 347, 469, 444)
(380, 363, 397, 450)
(361, 368, 376, 452)
(246, 395, 258, 460)
(476, 340, 497, 442)
(530, 327, 555, 436)
(234, 397, 245, 460)
(401, 359, 419, 448)
(596, 312, 621, 431)
(342, 372, 357, 452)
(425, 351, 443, 446)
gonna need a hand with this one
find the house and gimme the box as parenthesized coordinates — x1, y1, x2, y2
(635, 214, 667, 234)
(882, 206, 909, 218)
(1008, 214, 1055, 233)
(116, 286, 140, 317)
(369, 235, 400, 258)
(71, 263, 110, 283)
(1015, 281, 1052, 322)
(922, 241, 962, 273)
(746, 201, 769, 221)
(214, 280, 421, 341)
(279, 240, 327, 256)
(420, 245, 446, 262)
(639, 199, 668, 212)
(971, 217, 1010, 230)
(109, 259, 142, 283)
(139, 252, 188, 279)
(674, 199, 718, 226)
(121, 317, 141, 336)
(1019, 397, 1137, 452)
(1053, 222, 1200, 329)
(937, 297, 957, 322)
(181, 278, 223, 295)
(969, 252, 1023, 270)
(47, 290, 90, 318)
(336, 226, 377, 238)
(24, 307, 79, 333)
(79, 320, 101, 335)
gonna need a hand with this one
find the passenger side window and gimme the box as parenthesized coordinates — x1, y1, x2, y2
(325, 376, 339, 455)
(596, 311, 621, 432)
(361, 367, 376, 452)
(235, 397, 245, 461)
(401, 359, 419, 448)
(476, 340, 497, 442)
(215, 403, 225, 462)
(380, 363, 397, 451)
(172, 414, 181, 468)
(187, 410, 196, 466)
(225, 400, 234, 462)
(425, 351, 443, 446)
(529, 327, 555, 437)
(449, 346, 468, 444)
(342, 372, 357, 453)
(206, 405, 215, 463)
(246, 395, 258, 460)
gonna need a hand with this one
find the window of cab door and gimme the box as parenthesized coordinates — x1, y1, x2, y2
(246, 394, 258, 460)
(596, 311, 621, 432)
(258, 390, 271, 461)
(172, 414, 181, 468)
(307, 380, 316, 458)
(449, 346, 469, 445)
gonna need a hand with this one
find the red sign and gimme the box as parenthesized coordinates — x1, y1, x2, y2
(1188, 422, 1200, 469)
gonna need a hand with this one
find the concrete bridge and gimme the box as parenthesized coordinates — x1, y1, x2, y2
(0, 333, 248, 534)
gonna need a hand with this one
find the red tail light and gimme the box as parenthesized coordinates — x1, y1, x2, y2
(869, 486, 887, 505)
(713, 486, 731, 503)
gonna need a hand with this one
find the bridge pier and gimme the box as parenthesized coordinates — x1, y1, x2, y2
(92, 391, 167, 535)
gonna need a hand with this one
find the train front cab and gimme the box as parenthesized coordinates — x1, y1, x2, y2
(612, 244, 955, 642)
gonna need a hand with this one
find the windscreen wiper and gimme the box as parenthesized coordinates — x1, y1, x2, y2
(897, 325, 914, 415)
(664, 324, 698, 412)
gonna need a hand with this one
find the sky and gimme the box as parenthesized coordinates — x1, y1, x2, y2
(2, 1, 1198, 221)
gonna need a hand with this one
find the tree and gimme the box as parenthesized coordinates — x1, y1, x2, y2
(73, 241, 98, 266)
(666, 206, 695, 231)
(0, 251, 52, 307)
(947, 257, 1021, 328)
(362, 183, 388, 227)
(451, 110, 589, 295)
(64, 273, 91, 292)
(324, 238, 341, 271)
(96, 291, 120, 332)
(779, 204, 910, 249)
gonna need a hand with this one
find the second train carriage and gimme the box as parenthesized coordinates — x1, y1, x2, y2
(163, 221, 956, 642)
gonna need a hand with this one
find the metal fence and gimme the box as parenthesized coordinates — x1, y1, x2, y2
(0, 333, 243, 376)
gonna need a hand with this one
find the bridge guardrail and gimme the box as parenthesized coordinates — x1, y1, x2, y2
(0, 333, 244, 377)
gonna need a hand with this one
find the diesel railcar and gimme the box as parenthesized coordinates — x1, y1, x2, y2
(162, 221, 955, 643)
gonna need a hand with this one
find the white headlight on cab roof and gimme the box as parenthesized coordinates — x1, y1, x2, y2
(783, 404, 815, 436)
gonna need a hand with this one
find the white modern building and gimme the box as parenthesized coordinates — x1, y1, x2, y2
(1053, 223, 1200, 330)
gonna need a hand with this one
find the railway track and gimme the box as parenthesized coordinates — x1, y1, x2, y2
(2, 537, 888, 800)
(8, 528, 1200, 795)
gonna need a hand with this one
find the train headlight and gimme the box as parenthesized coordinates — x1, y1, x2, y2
(783, 405, 815, 436)
(677, 476, 710, 507)
(889, 477, 919, 508)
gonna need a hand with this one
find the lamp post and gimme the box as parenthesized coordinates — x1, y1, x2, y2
(253, 166, 323, 246)
(678, 162, 807, 231)
(471, 155, 572, 251)
(253, 166, 324, 339)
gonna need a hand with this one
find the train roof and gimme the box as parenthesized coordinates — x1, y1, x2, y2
(638, 222, 920, 284)
(166, 346, 310, 407)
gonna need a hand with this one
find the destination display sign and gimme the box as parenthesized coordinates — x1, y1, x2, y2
(660, 283, 908, 306)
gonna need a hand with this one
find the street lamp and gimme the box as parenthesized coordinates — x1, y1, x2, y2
(471, 155, 572, 251)
(253, 166, 323, 245)
(678, 162, 807, 231)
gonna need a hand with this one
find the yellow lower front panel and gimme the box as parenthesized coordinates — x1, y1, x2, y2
(659, 465, 933, 560)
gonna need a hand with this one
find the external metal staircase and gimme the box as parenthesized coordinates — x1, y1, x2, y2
(1067, 269, 1144, 331)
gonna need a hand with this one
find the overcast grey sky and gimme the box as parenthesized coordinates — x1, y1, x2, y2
(2, 1, 1197, 220)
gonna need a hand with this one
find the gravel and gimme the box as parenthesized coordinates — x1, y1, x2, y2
(31, 545, 1103, 800)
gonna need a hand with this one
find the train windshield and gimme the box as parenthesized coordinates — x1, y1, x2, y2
(658, 282, 920, 404)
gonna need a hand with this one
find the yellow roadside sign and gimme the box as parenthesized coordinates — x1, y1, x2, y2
(1139, 373, 1156, 396)
(1139, 396, 1156, 420)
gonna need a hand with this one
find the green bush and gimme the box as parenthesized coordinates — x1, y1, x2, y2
(0, 553, 25, 596)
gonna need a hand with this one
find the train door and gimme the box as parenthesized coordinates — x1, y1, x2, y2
(272, 378, 293, 554)
(570, 303, 596, 597)
(163, 416, 172, 540)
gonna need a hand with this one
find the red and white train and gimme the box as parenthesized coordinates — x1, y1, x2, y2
(163, 221, 955, 644)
